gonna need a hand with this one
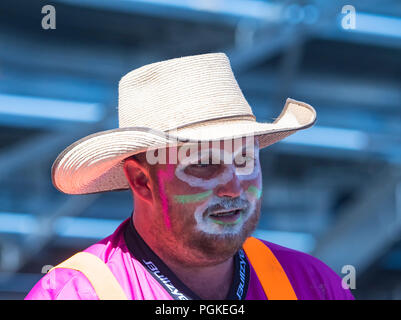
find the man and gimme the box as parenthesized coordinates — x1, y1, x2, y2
(25, 53, 354, 300)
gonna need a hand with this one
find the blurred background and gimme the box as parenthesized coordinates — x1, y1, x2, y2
(0, 0, 400, 299)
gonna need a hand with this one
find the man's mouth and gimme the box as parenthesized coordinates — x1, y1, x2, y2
(208, 209, 243, 225)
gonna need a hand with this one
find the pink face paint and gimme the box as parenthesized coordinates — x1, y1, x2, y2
(157, 164, 174, 230)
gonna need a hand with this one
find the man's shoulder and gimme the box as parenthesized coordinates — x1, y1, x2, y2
(257, 238, 324, 266)
(25, 267, 98, 300)
(253, 238, 355, 300)
(255, 237, 337, 276)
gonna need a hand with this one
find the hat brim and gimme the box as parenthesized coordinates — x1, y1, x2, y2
(52, 98, 316, 194)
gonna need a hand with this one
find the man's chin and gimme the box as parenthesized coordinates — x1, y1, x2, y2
(170, 208, 260, 266)
(185, 226, 255, 265)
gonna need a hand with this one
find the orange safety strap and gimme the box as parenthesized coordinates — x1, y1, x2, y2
(243, 236, 298, 300)
(50, 252, 128, 300)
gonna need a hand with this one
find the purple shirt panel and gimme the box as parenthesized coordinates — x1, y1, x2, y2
(244, 240, 354, 300)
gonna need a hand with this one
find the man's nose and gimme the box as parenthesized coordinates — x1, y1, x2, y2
(215, 167, 242, 198)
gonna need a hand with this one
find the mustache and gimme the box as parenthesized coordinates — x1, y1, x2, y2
(205, 197, 250, 215)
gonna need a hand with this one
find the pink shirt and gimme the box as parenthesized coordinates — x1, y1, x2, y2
(25, 218, 354, 300)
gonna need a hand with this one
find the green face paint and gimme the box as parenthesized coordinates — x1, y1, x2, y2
(247, 185, 262, 199)
(174, 190, 213, 204)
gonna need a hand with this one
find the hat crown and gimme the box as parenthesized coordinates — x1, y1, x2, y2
(118, 53, 254, 131)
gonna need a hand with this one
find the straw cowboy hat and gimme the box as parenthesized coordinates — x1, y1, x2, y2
(52, 52, 316, 195)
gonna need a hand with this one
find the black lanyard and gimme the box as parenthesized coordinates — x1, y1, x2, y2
(124, 216, 250, 300)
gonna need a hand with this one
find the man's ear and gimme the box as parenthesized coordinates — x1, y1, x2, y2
(123, 157, 153, 204)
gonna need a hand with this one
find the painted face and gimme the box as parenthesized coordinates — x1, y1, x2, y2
(174, 142, 261, 235)
(152, 137, 263, 263)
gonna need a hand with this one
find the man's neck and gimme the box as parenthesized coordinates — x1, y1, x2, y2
(133, 212, 235, 300)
